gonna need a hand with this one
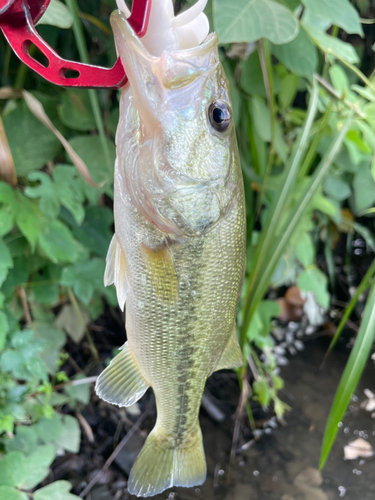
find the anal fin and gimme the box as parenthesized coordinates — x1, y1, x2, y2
(104, 234, 129, 311)
(214, 326, 243, 372)
(95, 342, 149, 407)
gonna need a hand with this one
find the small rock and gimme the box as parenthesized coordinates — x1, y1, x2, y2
(344, 438, 374, 460)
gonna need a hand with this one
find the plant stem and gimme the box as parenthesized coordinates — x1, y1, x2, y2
(257, 39, 276, 212)
(67, 287, 99, 363)
(65, 0, 112, 172)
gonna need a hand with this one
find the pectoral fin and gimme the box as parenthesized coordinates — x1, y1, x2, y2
(214, 327, 243, 372)
(141, 240, 178, 304)
(95, 342, 149, 407)
(104, 235, 129, 311)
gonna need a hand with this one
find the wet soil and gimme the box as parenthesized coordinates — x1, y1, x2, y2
(57, 332, 375, 500)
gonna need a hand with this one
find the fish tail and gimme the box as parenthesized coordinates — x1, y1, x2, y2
(128, 423, 206, 497)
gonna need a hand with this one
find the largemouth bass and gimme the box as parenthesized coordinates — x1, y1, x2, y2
(96, 1, 246, 496)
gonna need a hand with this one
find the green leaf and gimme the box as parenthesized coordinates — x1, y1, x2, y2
(249, 97, 271, 142)
(68, 136, 115, 186)
(213, 0, 299, 44)
(34, 480, 81, 500)
(0, 487, 28, 500)
(271, 27, 318, 79)
(5, 426, 39, 455)
(324, 176, 352, 202)
(279, 74, 300, 109)
(26, 166, 85, 225)
(329, 64, 349, 95)
(69, 206, 113, 258)
(60, 258, 105, 305)
(0, 238, 13, 287)
(3, 101, 61, 177)
(64, 375, 91, 405)
(297, 268, 329, 308)
(352, 165, 375, 213)
(303, 24, 359, 64)
(0, 452, 25, 487)
(0, 311, 9, 350)
(15, 192, 43, 252)
(55, 304, 88, 343)
(25, 172, 60, 219)
(20, 444, 55, 489)
(38, 220, 84, 264)
(301, 0, 363, 36)
(253, 377, 272, 406)
(53, 415, 81, 453)
(38, 0, 73, 28)
(295, 233, 315, 267)
(33, 322, 66, 373)
(58, 90, 96, 131)
(320, 282, 375, 468)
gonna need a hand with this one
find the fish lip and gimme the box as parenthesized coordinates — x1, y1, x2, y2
(167, 31, 218, 57)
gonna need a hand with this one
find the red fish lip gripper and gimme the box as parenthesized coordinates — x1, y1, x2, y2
(0, 0, 151, 88)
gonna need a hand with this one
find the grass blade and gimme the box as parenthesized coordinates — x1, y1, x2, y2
(320, 281, 375, 469)
(326, 259, 375, 355)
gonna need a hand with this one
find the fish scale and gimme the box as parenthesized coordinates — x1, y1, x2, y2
(95, 6, 246, 497)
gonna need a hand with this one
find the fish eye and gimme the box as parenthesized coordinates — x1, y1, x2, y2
(208, 101, 232, 132)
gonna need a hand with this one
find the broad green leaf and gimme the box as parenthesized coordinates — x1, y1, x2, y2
(3, 102, 61, 177)
(33, 323, 66, 373)
(15, 192, 43, 252)
(297, 268, 329, 308)
(25, 172, 60, 218)
(65, 375, 91, 405)
(249, 97, 271, 142)
(19, 445, 55, 489)
(53, 415, 81, 453)
(34, 480, 81, 500)
(55, 304, 88, 343)
(329, 64, 349, 95)
(352, 165, 375, 214)
(26, 166, 85, 224)
(0, 452, 25, 487)
(271, 27, 318, 79)
(58, 90, 96, 131)
(68, 136, 115, 186)
(213, 0, 299, 45)
(240, 50, 281, 99)
(0, 238, 13, 287)
(70, 206, 113, 258)
(60, 258, 105, 305)
(0, 311, 9, 350)
(320, 283, 375, 468)
(295, 233, 315, 267)
(38, 220, 84, 264)
(278, 74, 300, 110)
(0, 487, 28, 500)
(38, 0, 73, 28)
(5, 426, 39, 455)
(324, 176, 351, 202)
(303, 24, 359, 64)
(301, 0, 363, 36)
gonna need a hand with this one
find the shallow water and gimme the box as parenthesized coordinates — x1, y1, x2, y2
(141, 337, 375, 500)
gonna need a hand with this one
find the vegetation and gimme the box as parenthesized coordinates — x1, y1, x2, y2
(0, 0, 374, 497)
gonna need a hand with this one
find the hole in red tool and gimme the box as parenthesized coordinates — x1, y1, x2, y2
(60, 68, 81, 79)
(23, 41, 50, 68)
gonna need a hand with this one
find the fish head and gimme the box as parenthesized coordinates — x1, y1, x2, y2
(112, 9, 240, 236)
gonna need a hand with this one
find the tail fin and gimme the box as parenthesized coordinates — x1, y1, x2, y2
(128, 424, 206, 497)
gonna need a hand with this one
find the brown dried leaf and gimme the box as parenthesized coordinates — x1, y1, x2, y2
(22, 90, 100, 188)
(0, 115, 17, 186)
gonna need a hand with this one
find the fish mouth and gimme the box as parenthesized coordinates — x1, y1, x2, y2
(116, 0, 210, 56)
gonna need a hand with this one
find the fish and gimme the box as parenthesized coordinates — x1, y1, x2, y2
(95, 0, 246, 496)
